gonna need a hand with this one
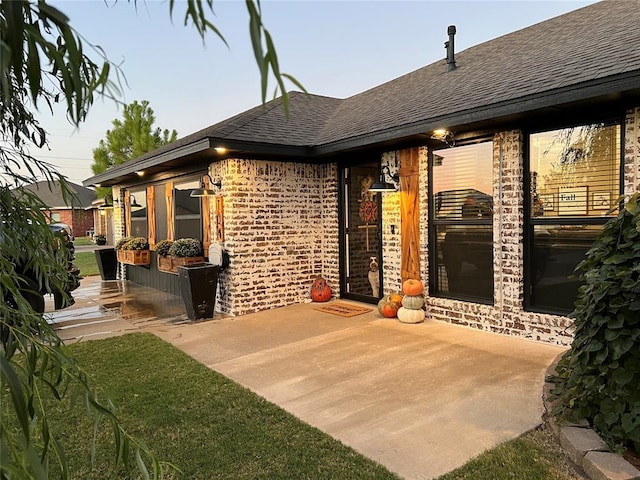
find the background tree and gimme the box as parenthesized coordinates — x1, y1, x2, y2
(92, 100, 178, 197)
(0, 0, 300, 478)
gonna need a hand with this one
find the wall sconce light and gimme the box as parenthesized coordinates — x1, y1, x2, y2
(98, 194, 113, 209)
(190, 173, 222, 197)
(431, 129, 455, 147)
(369, 165, 399, 193)
(129, 194, 143, 211)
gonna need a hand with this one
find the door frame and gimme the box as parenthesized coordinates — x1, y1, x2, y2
(338, 159, 384, 304)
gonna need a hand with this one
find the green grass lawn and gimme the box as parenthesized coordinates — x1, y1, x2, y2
(26, 333, 583, 479)
(73, 236, 93, 246)
(74, 251, 100, 277)
(44, 333, 400, 479)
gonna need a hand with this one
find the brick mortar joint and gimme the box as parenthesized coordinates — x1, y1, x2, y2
(542, 355, 640, 480)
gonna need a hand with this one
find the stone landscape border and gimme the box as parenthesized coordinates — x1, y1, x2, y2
(543, 357, 640, 480)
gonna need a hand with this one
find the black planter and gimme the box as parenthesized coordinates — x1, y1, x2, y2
(178, 263, 220, 320)
(95, 248, 118, 280)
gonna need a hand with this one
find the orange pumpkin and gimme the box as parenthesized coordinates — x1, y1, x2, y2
(389, 292, 404, 305)
(402, 279, 424, 296)
(377, 293, 402, 318)
(311, 276, 332, 302)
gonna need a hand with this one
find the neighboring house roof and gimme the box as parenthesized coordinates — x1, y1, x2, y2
(19, 181, 97, 209)
(85, 0, 640, 187)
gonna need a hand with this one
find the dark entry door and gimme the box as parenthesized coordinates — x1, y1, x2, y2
(340, 164, 383, 303)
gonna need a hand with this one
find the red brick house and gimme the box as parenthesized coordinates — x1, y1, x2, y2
(21, 181, 96, 238)
(84, 1, 640, 345)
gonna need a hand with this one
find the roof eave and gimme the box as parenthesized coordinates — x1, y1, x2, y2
(83, 137, 315, 187)
(313, 72, 640, 155)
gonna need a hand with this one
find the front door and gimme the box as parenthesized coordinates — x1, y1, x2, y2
(340, 163, 383, 303)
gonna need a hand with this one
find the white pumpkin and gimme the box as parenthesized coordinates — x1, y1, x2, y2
(401, 295, 424, 310)
(397, 306, 425, 324)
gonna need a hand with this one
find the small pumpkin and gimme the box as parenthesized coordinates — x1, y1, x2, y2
(401, 295, 424, 310)
(397, 306, 425, 324)
(389, 292, 404, 305)
(377, 293, 402, 318)
(311, 276, 332, 302)
(402, 279, 424, 296)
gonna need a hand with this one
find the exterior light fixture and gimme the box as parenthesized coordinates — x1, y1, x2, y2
(130, 194, 143, 211)
(98, 194, 113, 209)
(190, 173, 222, 197)
(369, 165, 399, 193)
(431, 129, 455, 147)
(214, 147, 227, 154)
(135, 170, 145, 177)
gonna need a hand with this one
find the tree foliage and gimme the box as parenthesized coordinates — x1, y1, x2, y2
(91, 100, 178, 171)
(91, 100, 177, 197)
(550, 193, 640, 454)
(1, 0, 300, 478)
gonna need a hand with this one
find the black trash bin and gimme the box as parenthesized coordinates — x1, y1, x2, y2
(178, 263, 220, 320)
(95, 248, 118, 280)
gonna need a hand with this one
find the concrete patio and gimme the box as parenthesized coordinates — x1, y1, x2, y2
(48, 277, 566, 480)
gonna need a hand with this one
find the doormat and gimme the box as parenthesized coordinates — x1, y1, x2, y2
(313, 302, 373, 317)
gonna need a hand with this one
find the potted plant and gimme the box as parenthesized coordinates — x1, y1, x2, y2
(94, 233, 107, 245)
(116, 236, 151, 265)
(115, 236, 133, 251)
(155, 239, 174, 273)
(168, 238, 205, 272)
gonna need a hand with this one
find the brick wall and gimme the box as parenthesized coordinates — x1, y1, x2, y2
(625, 107, 640, 196)
(403, 106, 640, 346)
(209, 159, 339, 316)
(45, 208, 93, 237)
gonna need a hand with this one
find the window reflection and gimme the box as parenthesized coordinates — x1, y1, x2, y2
(530, 124, 620, 218)
(531, 225, 602, 312)
(431, 141, 494, 303)
(527, 121, 621, 315)
(130, 189, 147, 238)
(174, 180, 202, 240)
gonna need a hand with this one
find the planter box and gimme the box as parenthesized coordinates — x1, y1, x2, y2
(157, 256, 205, 274)
(117, 249, 151, 266)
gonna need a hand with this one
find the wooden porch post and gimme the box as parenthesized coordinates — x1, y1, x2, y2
(399, 147, 421, 282)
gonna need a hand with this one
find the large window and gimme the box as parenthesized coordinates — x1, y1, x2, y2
(129, 189, 148, 238)
(527, 122, 621, 314)
(174, 179, 202, 240)
(430, 141, 494, 303)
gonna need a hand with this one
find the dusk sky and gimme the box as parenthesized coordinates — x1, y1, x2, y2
(33, 0, 597, 185)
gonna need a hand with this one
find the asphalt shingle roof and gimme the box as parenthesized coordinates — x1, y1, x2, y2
(316, 0, 640, 145)
(85, 0, 640, 186)
(20, 181, 97, 209)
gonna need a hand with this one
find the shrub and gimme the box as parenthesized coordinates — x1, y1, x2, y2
(114, 236, 133, 251)
(168, 238, 202, 258)
(122, 237, 149, 251)
(154, 240, 173, 257)
(550, 193, 640, 454)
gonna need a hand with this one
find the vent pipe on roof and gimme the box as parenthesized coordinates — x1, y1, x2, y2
(445, 25, 457, 72)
